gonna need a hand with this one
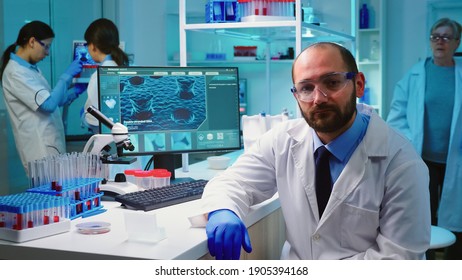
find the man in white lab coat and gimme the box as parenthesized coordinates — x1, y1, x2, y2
(200, 42, 431, 260)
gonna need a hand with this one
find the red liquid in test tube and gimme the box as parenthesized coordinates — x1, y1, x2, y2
(76, 203, 83, 214)
(75, 191, 81, 200)
(0, 213, 5, 227)
(44, 209, 50, 225)
(14, 213, 23, 230)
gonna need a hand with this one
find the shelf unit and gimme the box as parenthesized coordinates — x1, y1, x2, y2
(355, 0, 385, 116)
(178, 0, 356, 115)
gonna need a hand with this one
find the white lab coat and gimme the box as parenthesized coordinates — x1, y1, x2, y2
(200, 109, 431, 259)
(387, 57, 462, 232)
(2, 59, 66, 174)
(84, 59, 117, 126)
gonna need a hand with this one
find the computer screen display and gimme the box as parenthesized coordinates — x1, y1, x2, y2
(72, 40, 97, 83)
(97, 66, 241, 162)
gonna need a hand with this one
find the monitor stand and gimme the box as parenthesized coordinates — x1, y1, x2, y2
(153, 154, 194, 183)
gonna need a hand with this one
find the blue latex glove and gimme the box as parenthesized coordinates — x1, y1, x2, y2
(63, 84, 86, 106)
(73, 83, 88, 96)
(65, 59, 83, 77)
(206, 209, 252, 260)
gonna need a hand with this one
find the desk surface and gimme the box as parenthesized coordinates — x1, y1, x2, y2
(0, 150, 281, 260)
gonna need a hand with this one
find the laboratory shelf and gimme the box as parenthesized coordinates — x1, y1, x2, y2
(178, 0, 357, 115)
(358, 61, 380, 65)
(357, 28, 380, 33)
(167, 59, 294, 65)
(182, 20, 354, 43)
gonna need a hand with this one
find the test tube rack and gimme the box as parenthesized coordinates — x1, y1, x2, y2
(0, 192, 72, 242)
(27, 177, 104, 220)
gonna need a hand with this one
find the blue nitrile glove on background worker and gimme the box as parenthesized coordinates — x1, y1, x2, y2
(206, 209, 252, 260)
(64, 59, 84, 78)
(39, 59, 84, 112)
(65, 83, 87, 105)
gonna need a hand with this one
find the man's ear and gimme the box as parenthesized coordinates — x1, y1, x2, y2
(355, 72, 366, 98)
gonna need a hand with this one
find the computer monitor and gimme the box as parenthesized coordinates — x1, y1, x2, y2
(97, 66, 242, 179)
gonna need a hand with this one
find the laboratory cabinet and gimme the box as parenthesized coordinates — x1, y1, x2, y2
(355, 0, 385, 116)
(176, 0, 356, 116)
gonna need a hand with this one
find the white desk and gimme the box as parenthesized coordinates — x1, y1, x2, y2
(0, 150, 285, 260)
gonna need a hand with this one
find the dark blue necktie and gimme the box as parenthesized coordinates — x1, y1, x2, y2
(315, 146, 332, 218)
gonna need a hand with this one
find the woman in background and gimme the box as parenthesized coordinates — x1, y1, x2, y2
(0, 20, 83, 176)
(387, 17, 462, 259)
(82, 18, 130, 133)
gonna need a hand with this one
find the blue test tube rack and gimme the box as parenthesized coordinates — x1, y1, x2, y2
(0, 192, 72, 242)
(27, 177, 104, 220)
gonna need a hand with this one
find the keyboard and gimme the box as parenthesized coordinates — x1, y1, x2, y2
(115, 179, 208, 211)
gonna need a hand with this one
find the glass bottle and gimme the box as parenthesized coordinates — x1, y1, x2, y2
(359, 3, 369, 29)
(370, 40, 380, 61)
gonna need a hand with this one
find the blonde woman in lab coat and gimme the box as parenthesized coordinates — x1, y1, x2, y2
(81, 18, 129, 133)
(198, 42, 431, 260)
(0, 21, 83, 176)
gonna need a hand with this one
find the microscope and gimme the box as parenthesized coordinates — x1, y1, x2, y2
(83, 106, 140, 197)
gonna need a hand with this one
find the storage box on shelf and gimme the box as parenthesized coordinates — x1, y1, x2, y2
(205, 0, 240, 23)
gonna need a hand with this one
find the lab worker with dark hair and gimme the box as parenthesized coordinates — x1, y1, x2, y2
(82, 18, 130, 134)
(195, 42, 431, 260)
(0, 20, 83, 176)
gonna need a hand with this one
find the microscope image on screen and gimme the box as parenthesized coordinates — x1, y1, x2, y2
(119, 75, 206, 132)
(73, 43, 96, 66)
(144, 133, 166, 152)
(171, 132, 192, 151)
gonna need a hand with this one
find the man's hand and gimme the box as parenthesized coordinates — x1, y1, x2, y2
(206, 209, 252, 260)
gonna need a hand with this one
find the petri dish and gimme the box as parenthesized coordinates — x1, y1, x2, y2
(76, 221, 111, 235)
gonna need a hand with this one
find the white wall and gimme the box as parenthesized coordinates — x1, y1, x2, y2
(383, 0, 428, 118)
(117, 0, 167, 66)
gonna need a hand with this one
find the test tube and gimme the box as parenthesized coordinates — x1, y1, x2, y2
(52, 199, 59, 223)
(0, 205, 5, 228)
(26, 205, 34, 228)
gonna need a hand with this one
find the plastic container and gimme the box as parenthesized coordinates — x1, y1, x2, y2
(241, 113, 269, 151)
(134, 170, 153, 190)
(124, 169, 142, 185)
(151, 169, 171, 189)
(359, 4, 369, 29)
(207, 156, 231, 170)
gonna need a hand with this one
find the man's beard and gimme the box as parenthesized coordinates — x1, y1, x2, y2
(300, 87, 357, 133)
